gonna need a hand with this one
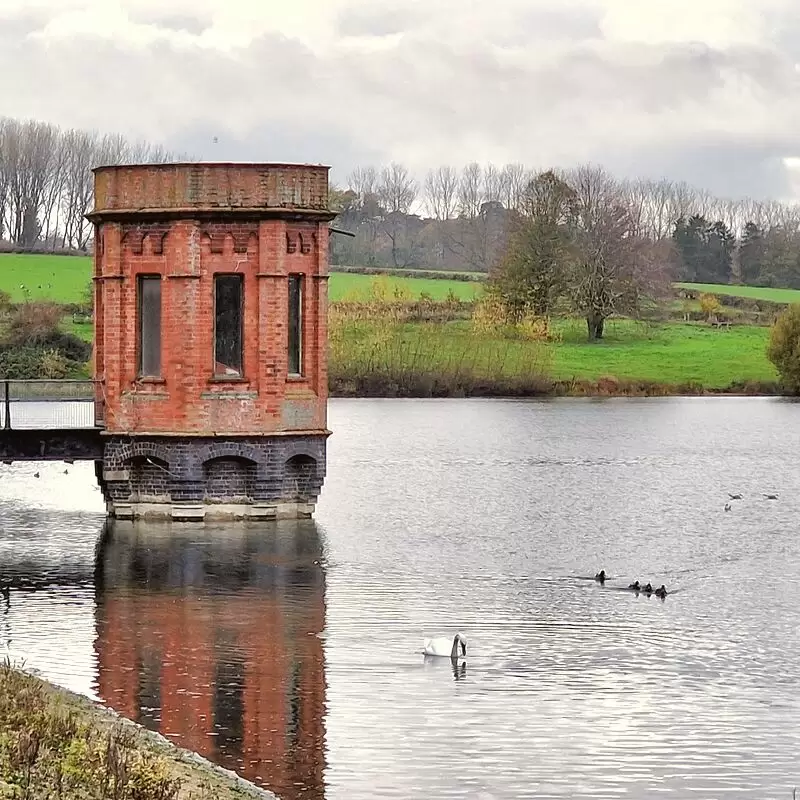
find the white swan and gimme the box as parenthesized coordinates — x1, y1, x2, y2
(423, 632, 467, 659)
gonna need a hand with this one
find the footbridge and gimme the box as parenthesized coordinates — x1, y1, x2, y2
(0, 379, 104, 462)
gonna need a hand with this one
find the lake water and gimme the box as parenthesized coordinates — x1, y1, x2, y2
(1, 398, 799, 799)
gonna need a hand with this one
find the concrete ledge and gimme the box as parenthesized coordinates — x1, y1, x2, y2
(108, 501, 316, 521)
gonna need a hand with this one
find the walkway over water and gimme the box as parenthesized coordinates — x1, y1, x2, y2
(0, 380, 103, 461)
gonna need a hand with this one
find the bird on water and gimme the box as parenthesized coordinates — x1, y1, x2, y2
(728, 493, 743, 500)
(595, 570, 606, 583)
(423, 633, 467, 659)
(763, 494, 779, 500)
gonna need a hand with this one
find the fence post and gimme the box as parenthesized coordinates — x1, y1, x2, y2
(2, 380, 9, 431)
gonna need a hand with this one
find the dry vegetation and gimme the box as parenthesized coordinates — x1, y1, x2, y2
(0, 663, 272, 800)
(328, 278, 554, 396)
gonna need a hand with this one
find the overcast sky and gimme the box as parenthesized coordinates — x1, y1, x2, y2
(3, 0, 800, 200)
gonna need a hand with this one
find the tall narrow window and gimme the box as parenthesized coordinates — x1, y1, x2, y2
(288, 274, 303, 376)
(137, 275, 161, 378)
(214, 274, 244, 378)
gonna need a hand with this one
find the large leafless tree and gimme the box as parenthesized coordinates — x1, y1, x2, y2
(0, 116, 180, 251)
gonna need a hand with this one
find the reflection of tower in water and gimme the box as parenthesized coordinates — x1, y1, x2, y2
(94, 520, 327, 800)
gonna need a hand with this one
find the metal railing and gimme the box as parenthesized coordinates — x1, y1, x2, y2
(1, 380, 104, 430)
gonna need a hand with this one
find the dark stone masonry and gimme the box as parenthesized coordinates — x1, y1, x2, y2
(97, 435, 327, 521)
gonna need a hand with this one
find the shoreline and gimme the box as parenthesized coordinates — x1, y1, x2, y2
(0, 664, 276, 800)
(328, 377, 784, 399)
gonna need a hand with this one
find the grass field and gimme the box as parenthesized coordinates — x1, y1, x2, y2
(0, 253, 483, 303)
(550, 318, 775, 385)
(2, 253, 782, 393)
(676, 282, 800, 305)
(331, 318, 777, 391)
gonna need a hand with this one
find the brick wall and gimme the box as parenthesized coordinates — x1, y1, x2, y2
(91, 164, 334, 437)
(94, 163, 330, 213)
(204, 457, 257, 501)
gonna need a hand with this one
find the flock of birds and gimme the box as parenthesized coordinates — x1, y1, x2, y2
(593, 570, 668, 598)
(724, 492, 778, 512)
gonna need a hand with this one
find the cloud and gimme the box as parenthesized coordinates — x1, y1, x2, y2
(2, 0, 800, 198)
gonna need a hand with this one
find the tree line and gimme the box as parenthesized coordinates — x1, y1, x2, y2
(0, 117, 181, 252)
(330, 161, 800, 291)
(3, 113, 800, 295)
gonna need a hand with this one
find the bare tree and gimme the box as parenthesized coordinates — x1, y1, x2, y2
(457, 162, 483, 219)
(499, 163, 529, 211)
(424, 166, 458, 264)
(483, 164, 502, 204)
(378, 162, 419, 267)
(567, 165, 669, 340)
(423, 166, 458, 221)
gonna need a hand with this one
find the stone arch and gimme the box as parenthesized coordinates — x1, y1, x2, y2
(193, 441, 266, 467)
(128, 443, 172, 468)
(282, 454, 319, 502)
(202, 456, 257, 502)
(124, 455, 170, 502)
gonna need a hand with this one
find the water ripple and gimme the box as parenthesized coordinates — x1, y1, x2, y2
(0, 398, 799, 798)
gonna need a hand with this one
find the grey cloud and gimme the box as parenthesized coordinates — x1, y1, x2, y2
(604, 140, 795, 201)
(127, 12, 210, 35)
(170, 121, 385, 184)
(3, 1, 800, 201)
(336, 3, 417, 38)
(502, 7, 603, 45)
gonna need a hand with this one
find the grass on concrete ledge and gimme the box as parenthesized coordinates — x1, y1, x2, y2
(0, 662, 273, 800)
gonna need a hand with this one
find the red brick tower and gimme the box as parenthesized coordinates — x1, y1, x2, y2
(87, 163, 335, 520)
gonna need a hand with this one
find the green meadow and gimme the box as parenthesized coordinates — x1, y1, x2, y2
(0, 253, 782, 393)
(0, 253, 482, 303)
(676, 282, 800, 305)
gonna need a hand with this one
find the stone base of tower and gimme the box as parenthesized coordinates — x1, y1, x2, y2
(95, 434, 327, 522)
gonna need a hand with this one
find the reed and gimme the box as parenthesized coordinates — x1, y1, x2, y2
(328, 289, 555, 397)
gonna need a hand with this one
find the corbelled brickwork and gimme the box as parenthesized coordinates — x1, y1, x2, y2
(88, 163, 336, 520)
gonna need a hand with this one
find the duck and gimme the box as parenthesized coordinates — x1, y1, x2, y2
(594, 570, 606, 583)
(628, 581, 641, 591)
(642, 583, 653, 594)
(724, 503, 732, 512)
(423, 633, 467, 659)
(763, 494, 779, 501)
(654, 585, 668, 598)
(728, 493, 743, 500)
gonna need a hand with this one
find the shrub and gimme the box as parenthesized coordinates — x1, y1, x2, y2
(5, 302, 63, 346)
(767, 303, 800, 394)
(0, 346, 49, 379)
(38, 349, 70, 379)
(0, 664, 182, 799)
(699, 293, 721, 319)
(37, 331, 91, 363)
